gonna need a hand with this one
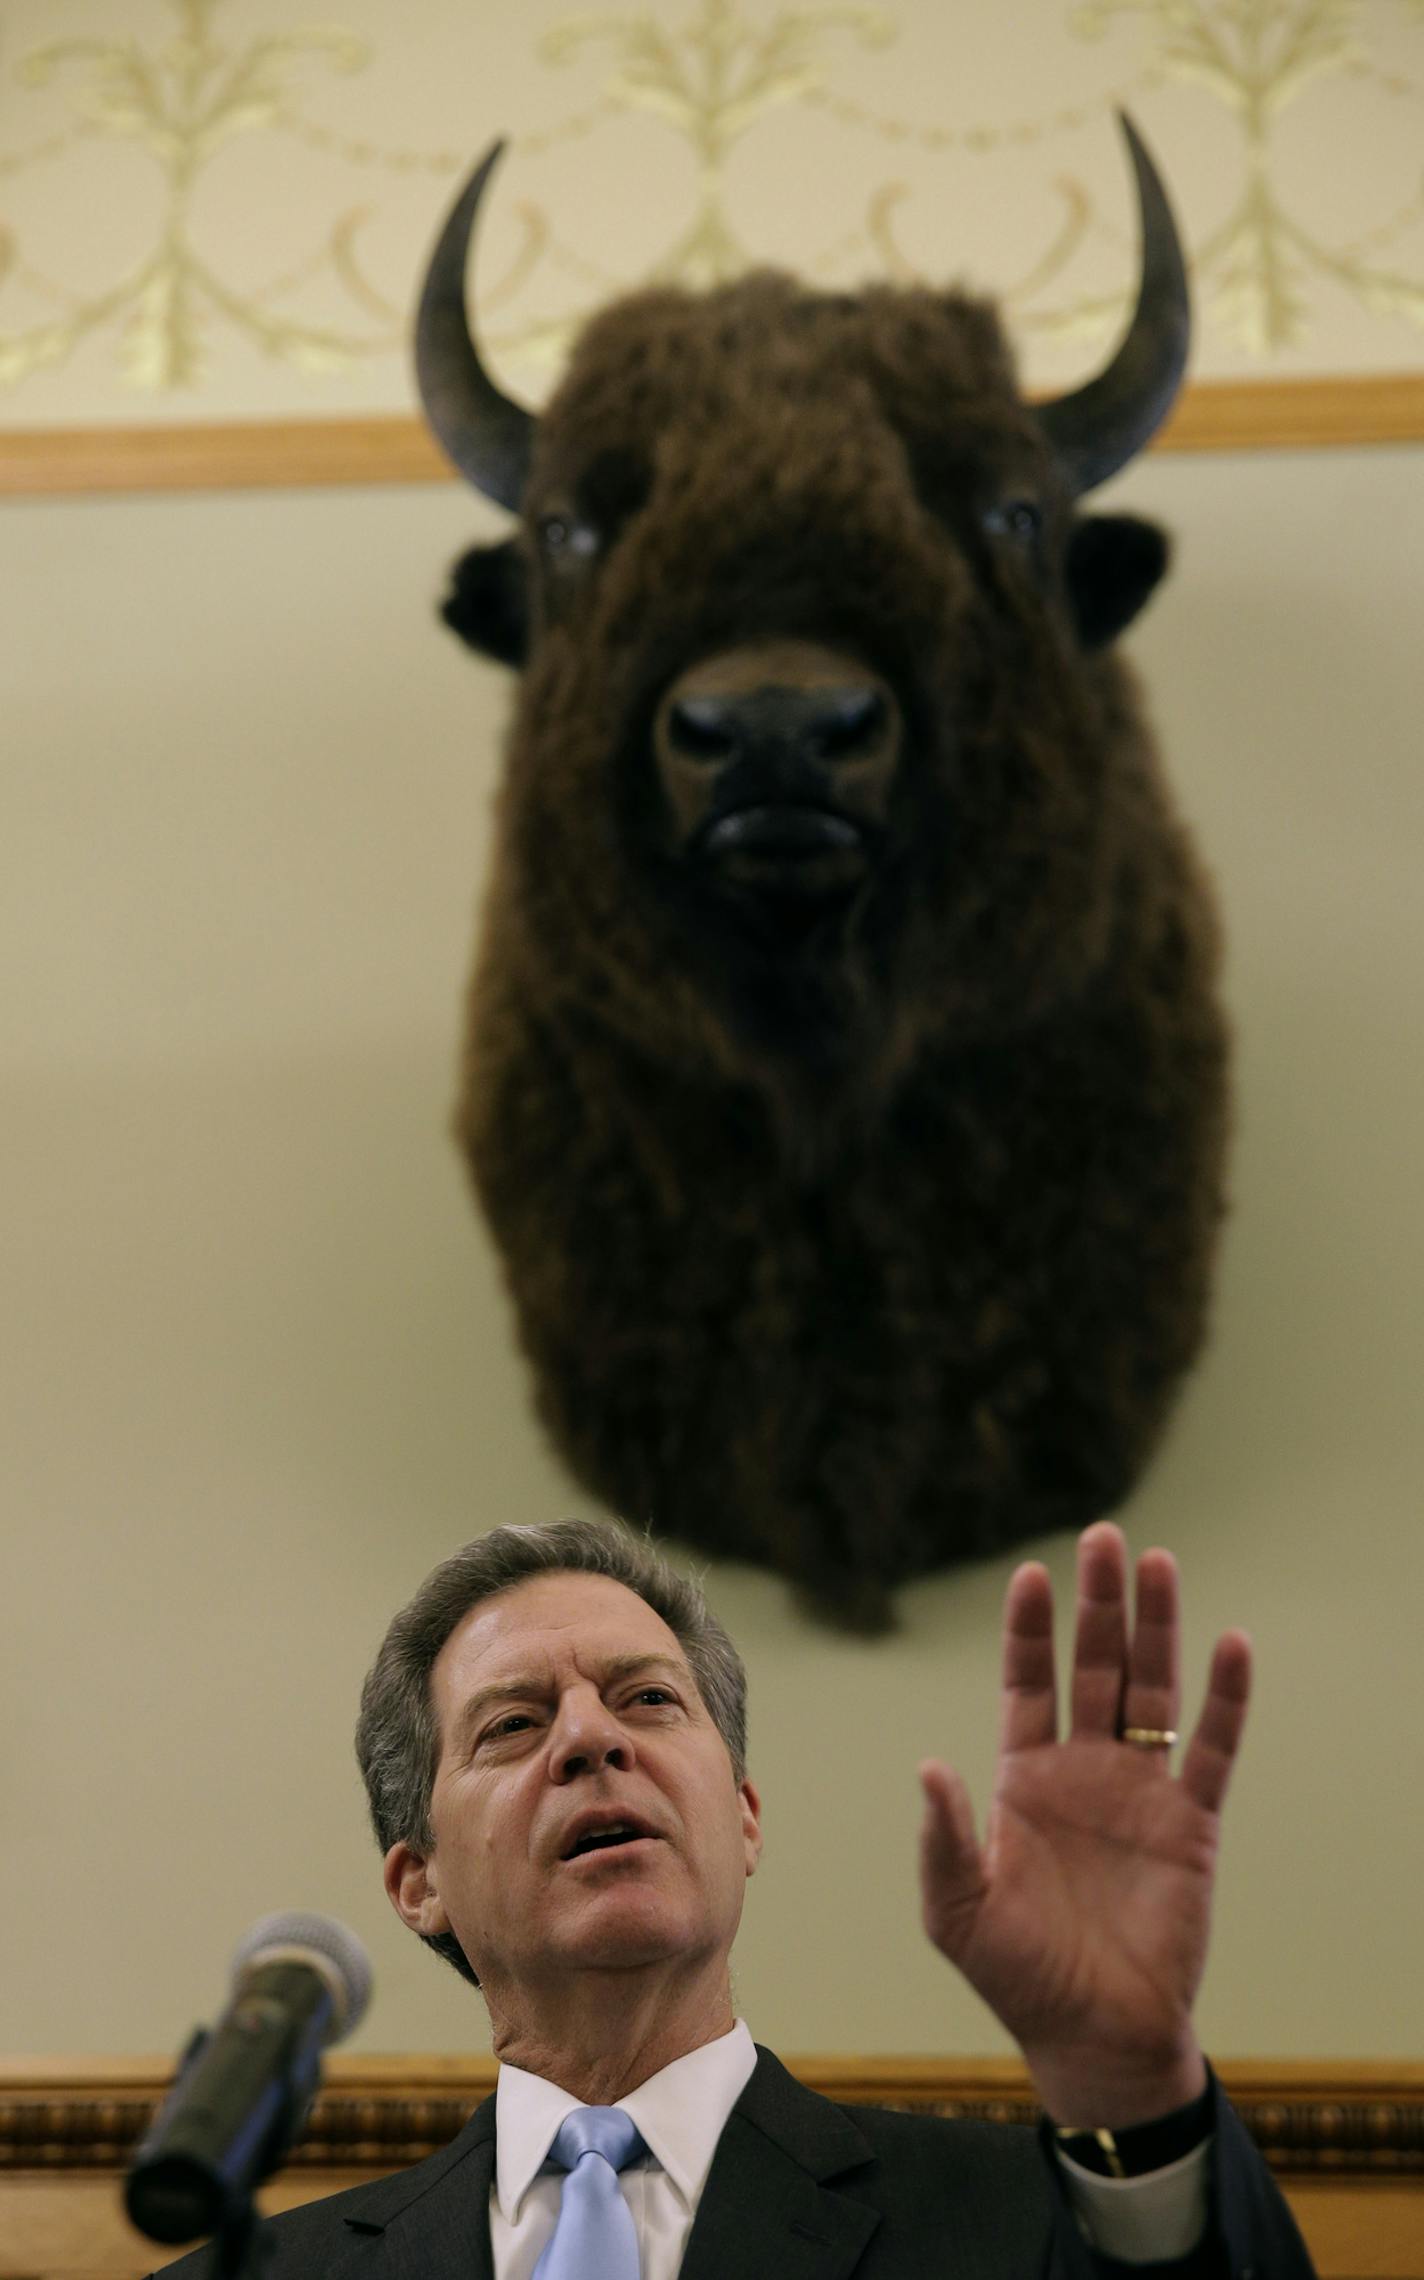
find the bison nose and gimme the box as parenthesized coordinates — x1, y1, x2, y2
(666, 684, 889, 768)
(654, 640, 902, 860)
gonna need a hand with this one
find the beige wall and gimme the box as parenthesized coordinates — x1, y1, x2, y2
(3, 0, 1423, 422)
(3, 0, 1423, 2068)
(3, 436, 1422, 2062)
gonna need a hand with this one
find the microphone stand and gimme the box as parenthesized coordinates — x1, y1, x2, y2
(213, 2203, 275, 2280)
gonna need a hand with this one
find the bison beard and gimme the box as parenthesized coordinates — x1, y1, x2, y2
(422, 124, 1228, 1629)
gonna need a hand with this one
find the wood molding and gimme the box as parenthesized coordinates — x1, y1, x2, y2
(1, 373, 1421, 498)
(4, 2055, 1422, 2179)
(0, 417, 449, 497)
(1158, 372, 1424, 453)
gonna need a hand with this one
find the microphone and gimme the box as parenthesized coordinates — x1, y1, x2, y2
(125, 1911, 372, 2246)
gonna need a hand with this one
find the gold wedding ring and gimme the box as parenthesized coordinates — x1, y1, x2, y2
(1122, 1726, 1178, 1749)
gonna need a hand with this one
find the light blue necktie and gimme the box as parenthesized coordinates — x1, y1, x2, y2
(532, 2106, 647, 2280)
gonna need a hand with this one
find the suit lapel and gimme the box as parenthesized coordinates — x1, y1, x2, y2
(328, 2090, 497, 2280)
(679, 2049, 880, 2280)
(311, 2049, 901, 2280)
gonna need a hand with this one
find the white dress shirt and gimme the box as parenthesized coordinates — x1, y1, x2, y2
(487, 2019, 1209, 2277)
(491, 2019, 758, 2280)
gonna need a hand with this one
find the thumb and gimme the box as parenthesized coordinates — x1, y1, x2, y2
(918, 1760, 986, 1957)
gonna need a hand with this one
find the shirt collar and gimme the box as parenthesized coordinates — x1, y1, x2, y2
(494, 2019, 757, 2222)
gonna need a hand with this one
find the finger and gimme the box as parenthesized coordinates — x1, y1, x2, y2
(1119, 1547, 1182, 1754)
(1069, 1522, 1129, 1739)
(1179, 1630, 1253, 1816)
(918, 1760, 986, 1953)
(998, 1560, 1057, 1755)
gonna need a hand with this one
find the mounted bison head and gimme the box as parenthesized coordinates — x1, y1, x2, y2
(419, 120, 1228, 1628)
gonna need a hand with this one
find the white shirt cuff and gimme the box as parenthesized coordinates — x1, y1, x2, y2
(1056, 2134, 1211, 2264)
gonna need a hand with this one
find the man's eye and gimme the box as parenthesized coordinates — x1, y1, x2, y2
(485, 1713, 535, 1740)
(632, 1687, 674, 1707)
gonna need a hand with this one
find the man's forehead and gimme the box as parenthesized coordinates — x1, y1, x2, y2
(434, 1569, 688, 1692)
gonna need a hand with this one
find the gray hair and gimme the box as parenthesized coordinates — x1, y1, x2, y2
(354, 1517, 748, 1987)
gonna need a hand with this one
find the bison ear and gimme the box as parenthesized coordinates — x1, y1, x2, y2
(440, 538, 528, 666)
(1064, 514, 1171, 650)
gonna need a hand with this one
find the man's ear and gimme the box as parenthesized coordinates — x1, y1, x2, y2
(738, 1777, 763, 1878)
(383, 1841, 452, 1937)
(440, 537, 529, 666)
(1063, 514, 1171, 649)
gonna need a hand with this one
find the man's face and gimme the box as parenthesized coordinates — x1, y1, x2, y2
(384, 1572, 762, 1996)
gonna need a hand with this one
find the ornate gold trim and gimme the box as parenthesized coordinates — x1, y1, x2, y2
(1, 373, 1421, 497)
(2, 2056, 1422, 2178)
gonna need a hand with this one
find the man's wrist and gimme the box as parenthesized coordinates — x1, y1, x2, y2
(1026, 2037, 1209, 2136)
(1051, 2073, 1216, 2179)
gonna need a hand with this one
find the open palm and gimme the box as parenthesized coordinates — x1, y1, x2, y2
(920, 1523, 1251, 2126)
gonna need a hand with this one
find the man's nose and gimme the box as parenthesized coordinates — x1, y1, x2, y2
(549, 1694, 633, 1781)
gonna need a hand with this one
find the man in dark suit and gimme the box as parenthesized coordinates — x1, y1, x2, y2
(177, 1518, 1316, 2276)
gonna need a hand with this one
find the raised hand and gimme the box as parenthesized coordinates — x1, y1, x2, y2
(919, 1521, 1251, 2128)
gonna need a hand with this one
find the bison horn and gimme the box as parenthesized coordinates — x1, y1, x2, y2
(1034, 112, 1190, 495)
(414, 140, 536, 512)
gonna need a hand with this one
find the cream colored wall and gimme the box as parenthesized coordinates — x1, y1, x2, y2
(3, 0, 1423, 422)
(3, 439, 1422, 2062)
(3, 0, 1423, 2067)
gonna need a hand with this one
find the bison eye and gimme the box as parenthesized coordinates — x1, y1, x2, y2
(984, 498, 1043, 543)
(537, 512, 600, 562)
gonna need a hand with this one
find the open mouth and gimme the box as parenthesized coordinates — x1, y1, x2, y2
(561, 1821, 658, 1862)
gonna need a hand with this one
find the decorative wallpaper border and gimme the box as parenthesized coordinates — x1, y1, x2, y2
(3, 371, 1422, 497)
(3, 0, 1422, 461)
(3, 2055, 1423, 2177)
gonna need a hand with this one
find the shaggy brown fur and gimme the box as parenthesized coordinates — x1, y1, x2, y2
(443, 271, 1228, 1628)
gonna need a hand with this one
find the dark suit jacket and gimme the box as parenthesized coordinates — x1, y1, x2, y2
(162, 2047, 1316, 2279)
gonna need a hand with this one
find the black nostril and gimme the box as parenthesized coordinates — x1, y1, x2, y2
(810, 689, 886, 760)
(666, 685, 890, 767)
(667, 697, 741, 762)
